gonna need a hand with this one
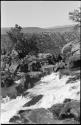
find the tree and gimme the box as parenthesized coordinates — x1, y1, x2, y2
(7, 24, 23, 44)
(69, 7, 81, 28)
(28, 34, 39, 55)
(7, 24, 39, 58)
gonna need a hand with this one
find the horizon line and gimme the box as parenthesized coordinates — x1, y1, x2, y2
(1, 24, 75, 29)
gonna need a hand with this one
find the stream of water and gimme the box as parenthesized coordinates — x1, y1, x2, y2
(1, 72, 80, 124)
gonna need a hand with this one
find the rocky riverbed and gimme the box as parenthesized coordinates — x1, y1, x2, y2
(1, 71, 80, 124)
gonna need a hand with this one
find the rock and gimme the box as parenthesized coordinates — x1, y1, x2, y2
(15, 71, 42, 92)
(38, 53, 52, 59)
(9, 63, 19, 73)
(28, 71, 42, 78)
(9, 101, 80, 124)
(9, 115, 21, 123)
(49, 99, 80, 123)
(66, 73, 80, 84)
(23, 95, 43, 107)
(62, 118, 80, 124)
(61, 40, 80, 70)
(41, 65, 55, 75)
(10, 108, 79, 124)
(69, 55, 80, 70)
(18, 108, 61, 124)
(59, 100, 80, 121)
(19, 64, 28, 72)
(1, 85, 17, 98)
(28, 61, 41, 72)
(54, 61, 65, 72)
(49, 103, 64, 118)
(63, 98, 72, 103)
(24, 72, 42, 89)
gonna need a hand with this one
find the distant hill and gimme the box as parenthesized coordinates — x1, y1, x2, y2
(1, 25, 74, 35)
(2, 25, 79, 55)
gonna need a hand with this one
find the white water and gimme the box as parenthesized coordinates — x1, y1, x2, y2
(1, 72, 80, 124)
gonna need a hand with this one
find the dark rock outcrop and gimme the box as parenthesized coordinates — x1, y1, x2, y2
(49, 99, 80, 123)
(23, 95, 43, 107)
(9, 108, 62, 124)
(59, 100, 80, 121)
(9, 106, 80, 124)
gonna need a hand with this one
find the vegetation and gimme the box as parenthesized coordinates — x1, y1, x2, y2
(1, 7, 80, 97)
(62, 7, 80, 62)
(69, 7, 81, 25)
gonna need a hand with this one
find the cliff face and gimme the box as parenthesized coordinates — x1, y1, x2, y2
(61, 39, 80, 69)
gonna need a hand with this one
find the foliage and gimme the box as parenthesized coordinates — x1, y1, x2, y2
(1, 70, 14, 87)
(27, 32, 67, 58)
(2, 24, 75, 59)
(63, 31, 80, 43)
(69, 7, 81, 30)
(15, 33, 39, 57)
(61, 7, 80, 60)
(69, 7, 81, 23)
(7, 24, 39, 58)
(7, 24, 23, 44)
(1, 6, 80, 96)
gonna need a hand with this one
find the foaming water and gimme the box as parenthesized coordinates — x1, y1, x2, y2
(1, 72, 80, 124)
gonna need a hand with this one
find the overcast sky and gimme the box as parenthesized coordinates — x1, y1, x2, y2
(1, 1, 80, 28)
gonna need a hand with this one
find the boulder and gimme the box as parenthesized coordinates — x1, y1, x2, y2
(10, 108, 61, 124)
(41, 65, 55, 75)
(15, 71, 42, 91)
(54, 61, 65, 72)
(24, 72, 42, 88)
(61, 40, 80, 70)
(49, 103, 64, 118)
(9, 108, 79, 124)
(1, 85, 17, 98)
(68, 55, 80, 70)
(9, 63, 19, 73)
(23, 95, 43, 107)
(59, 100, 80, 121)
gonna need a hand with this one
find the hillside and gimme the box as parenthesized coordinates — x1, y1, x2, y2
(1, 25, 74, 35)
(1, 24, 80, 57)
(1, 25, 80, 124)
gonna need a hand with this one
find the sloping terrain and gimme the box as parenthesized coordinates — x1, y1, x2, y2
(1, 25, 74, 35)
(1, 24, 80, 124)
(1, 71, 80, 124)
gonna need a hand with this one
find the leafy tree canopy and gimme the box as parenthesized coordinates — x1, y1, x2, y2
(69, 7, 81, 28)
(7, 24, 39, 58)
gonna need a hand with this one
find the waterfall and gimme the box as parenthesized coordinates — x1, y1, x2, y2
(1, 72, 80, 124)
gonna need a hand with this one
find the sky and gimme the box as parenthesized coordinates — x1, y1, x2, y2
(1, 1, 80, 28)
